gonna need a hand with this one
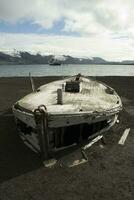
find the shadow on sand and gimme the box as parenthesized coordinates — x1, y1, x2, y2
(0, 111, 42, 183)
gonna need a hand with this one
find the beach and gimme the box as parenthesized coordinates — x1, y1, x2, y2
(0, 76, 134, 200)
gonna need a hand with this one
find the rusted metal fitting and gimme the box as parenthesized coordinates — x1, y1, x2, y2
(38, 104, 47, 113)
(34, 105, 47, 124)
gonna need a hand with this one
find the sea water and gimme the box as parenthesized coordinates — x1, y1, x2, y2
(0, 64, 134, 77)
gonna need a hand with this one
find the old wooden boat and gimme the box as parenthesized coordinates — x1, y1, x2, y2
(12, 74, 122, 159)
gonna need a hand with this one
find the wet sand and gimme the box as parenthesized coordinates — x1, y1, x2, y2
(0, 76, 134, 200)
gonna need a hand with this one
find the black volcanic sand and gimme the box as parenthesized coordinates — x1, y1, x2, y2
(0, 76, 134, 200)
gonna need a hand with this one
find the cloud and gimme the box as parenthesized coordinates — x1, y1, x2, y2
(0, 32, 134, 61)
(0, 0, 134, 36)
(0, 0, 134, 60)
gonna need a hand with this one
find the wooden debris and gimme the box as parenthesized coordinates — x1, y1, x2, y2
(29, 72, 35, 92)
(83, 135, 103, 150)
(68, 159, 88, 168)
(43, 159, 57, 168)
(118, 128, 130, 145)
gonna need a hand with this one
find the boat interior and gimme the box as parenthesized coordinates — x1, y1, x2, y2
(16, 118, 108, 153)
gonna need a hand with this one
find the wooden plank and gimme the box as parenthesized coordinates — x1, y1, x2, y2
(83, 135, 103, 150)
(48, 114, 110, 128)
(43, 159, 57, 168)
(118, 128, 130, 145)
(20, 132, 40, 152)
(13, 108, 36, 128)
(29, 72, 35, 92)
(68, 159, 88, 168)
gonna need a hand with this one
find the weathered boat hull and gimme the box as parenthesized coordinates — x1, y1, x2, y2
(13, 75, 122, 159)
(13, 103, 121, 159)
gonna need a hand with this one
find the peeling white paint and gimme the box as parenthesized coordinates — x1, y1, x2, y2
(17, 76, 122, 114)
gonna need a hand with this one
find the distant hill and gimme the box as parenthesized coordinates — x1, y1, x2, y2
(0, 52, 52, 65)
(0, 51, 134, 65)
(0, 52, 107, 65)
(122, 60, 134, 64)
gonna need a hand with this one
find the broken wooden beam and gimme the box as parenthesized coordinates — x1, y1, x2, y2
(118, 128, 130, 145)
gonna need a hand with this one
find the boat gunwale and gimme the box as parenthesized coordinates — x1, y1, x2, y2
(13, 103, 122, 118)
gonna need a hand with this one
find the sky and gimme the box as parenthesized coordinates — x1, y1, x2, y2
(0, 0, 134, 61)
